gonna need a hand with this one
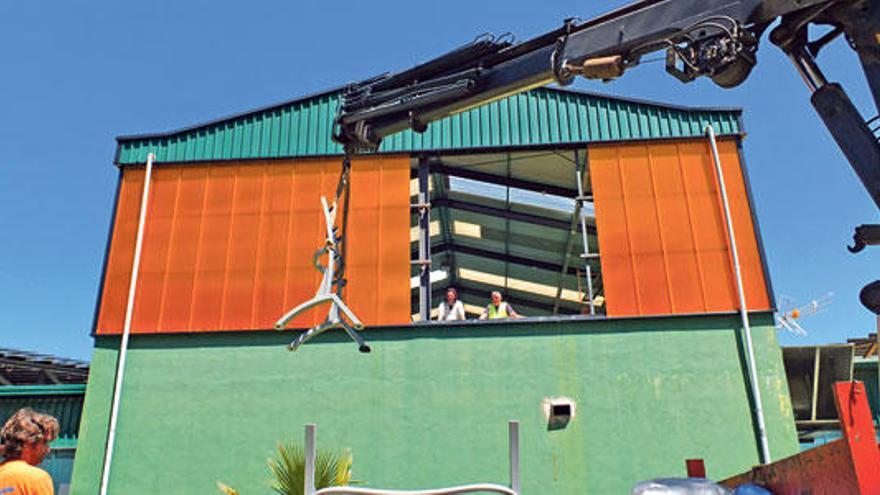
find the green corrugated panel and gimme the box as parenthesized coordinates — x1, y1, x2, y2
(116, 87, 742, 165)
(0, 386, 85, 443)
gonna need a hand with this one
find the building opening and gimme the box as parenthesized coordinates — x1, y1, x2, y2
(409, 150, 604, 321)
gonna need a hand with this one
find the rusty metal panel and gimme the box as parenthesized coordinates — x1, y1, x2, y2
(720, 382, 880, 494)
(95, 156, 411, 334)
(721, 439, 860, 494)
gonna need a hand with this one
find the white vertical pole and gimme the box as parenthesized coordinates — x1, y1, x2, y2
(508, 420, 520, 494)
(705, 127, 771, 464)
(417, 156, 432, 322)
(99, 153, 155, 495)
(305, 424, 316, 495)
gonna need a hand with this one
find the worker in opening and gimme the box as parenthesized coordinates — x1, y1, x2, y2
(437, 287, 466, 321)
(479, 291, 522, 320)
(0, 408, 59, 495)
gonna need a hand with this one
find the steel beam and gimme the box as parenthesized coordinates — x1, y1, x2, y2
(432, 197, 596, 234)
(417, 155, 432, 321)
(429, 162, 579, 199)
(416, 242, 583, 277)
(433, 172, 459, 290)
(454, 283, 580, 315)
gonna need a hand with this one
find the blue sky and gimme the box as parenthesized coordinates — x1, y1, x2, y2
(1, 1, 877, 361)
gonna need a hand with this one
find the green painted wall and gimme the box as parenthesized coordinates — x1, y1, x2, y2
(71, 313, 798, 494)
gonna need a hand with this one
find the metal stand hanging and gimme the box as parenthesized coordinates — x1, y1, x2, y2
(275, 155, 370, 353)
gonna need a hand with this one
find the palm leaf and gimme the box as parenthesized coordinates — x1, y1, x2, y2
(216, 481, 240, 495)
(218, 441, 357, 494)
(268, 442, 355, 495)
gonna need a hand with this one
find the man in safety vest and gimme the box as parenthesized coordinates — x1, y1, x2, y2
(479, 291, 522, 320)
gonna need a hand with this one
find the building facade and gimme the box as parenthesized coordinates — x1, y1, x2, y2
(71, 86, 799, 493)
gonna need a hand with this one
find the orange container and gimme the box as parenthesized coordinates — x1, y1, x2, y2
(95, 156, 411, 335)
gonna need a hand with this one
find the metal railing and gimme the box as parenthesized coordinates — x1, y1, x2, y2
(304, 421, 521, 495)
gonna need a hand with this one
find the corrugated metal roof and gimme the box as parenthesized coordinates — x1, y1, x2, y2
(115, 87, 743, 165)
(0, 348, 89, 385)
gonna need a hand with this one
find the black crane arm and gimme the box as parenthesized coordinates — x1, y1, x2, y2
(333, 0, 880, 211)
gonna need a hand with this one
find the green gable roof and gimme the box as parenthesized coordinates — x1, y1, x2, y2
(115, 86, 743, 165)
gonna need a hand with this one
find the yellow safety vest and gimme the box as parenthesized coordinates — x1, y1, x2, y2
(486, 302, 510, 319)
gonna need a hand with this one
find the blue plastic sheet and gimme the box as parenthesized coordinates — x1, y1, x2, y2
(732, 483, 772, 495)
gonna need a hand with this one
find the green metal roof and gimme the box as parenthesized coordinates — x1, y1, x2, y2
(115, 87, 743, 165)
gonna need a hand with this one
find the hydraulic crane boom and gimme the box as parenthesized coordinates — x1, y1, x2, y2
(277, 0, 880, 354)
(332, 0, 880, 212)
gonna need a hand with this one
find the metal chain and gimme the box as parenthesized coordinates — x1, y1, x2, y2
(331, 153, 353, 294)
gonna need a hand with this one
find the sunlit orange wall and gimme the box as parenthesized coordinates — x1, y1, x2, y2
(96, 156, 411, 335)
(589, 138, 771, 317)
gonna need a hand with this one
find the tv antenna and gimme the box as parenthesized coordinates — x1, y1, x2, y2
(776, 292, 833, 336)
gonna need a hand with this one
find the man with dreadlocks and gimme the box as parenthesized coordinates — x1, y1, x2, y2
(0, 408, 59, 495)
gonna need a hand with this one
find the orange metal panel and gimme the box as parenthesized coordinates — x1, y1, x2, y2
(346, 158, 381, 325)
(647, 144, 706, 313)
(719, 142, 771, 311)
(376, 157, 411, 325)
(618, 145, 673, 314)
(677, 141, 738, 312)
(218, 163, 264, 330)
(132, 167, 180, 333)
(588, 146, 641, 315)
(590, 138, 770, 317)
(95, 169, 144, 333)
(159, 165, 208, 332)
(189, 165, 236, 331)
(251, 164, 296, 330)
(286, 160, 322, 329)
(96, 156, 411, 335)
